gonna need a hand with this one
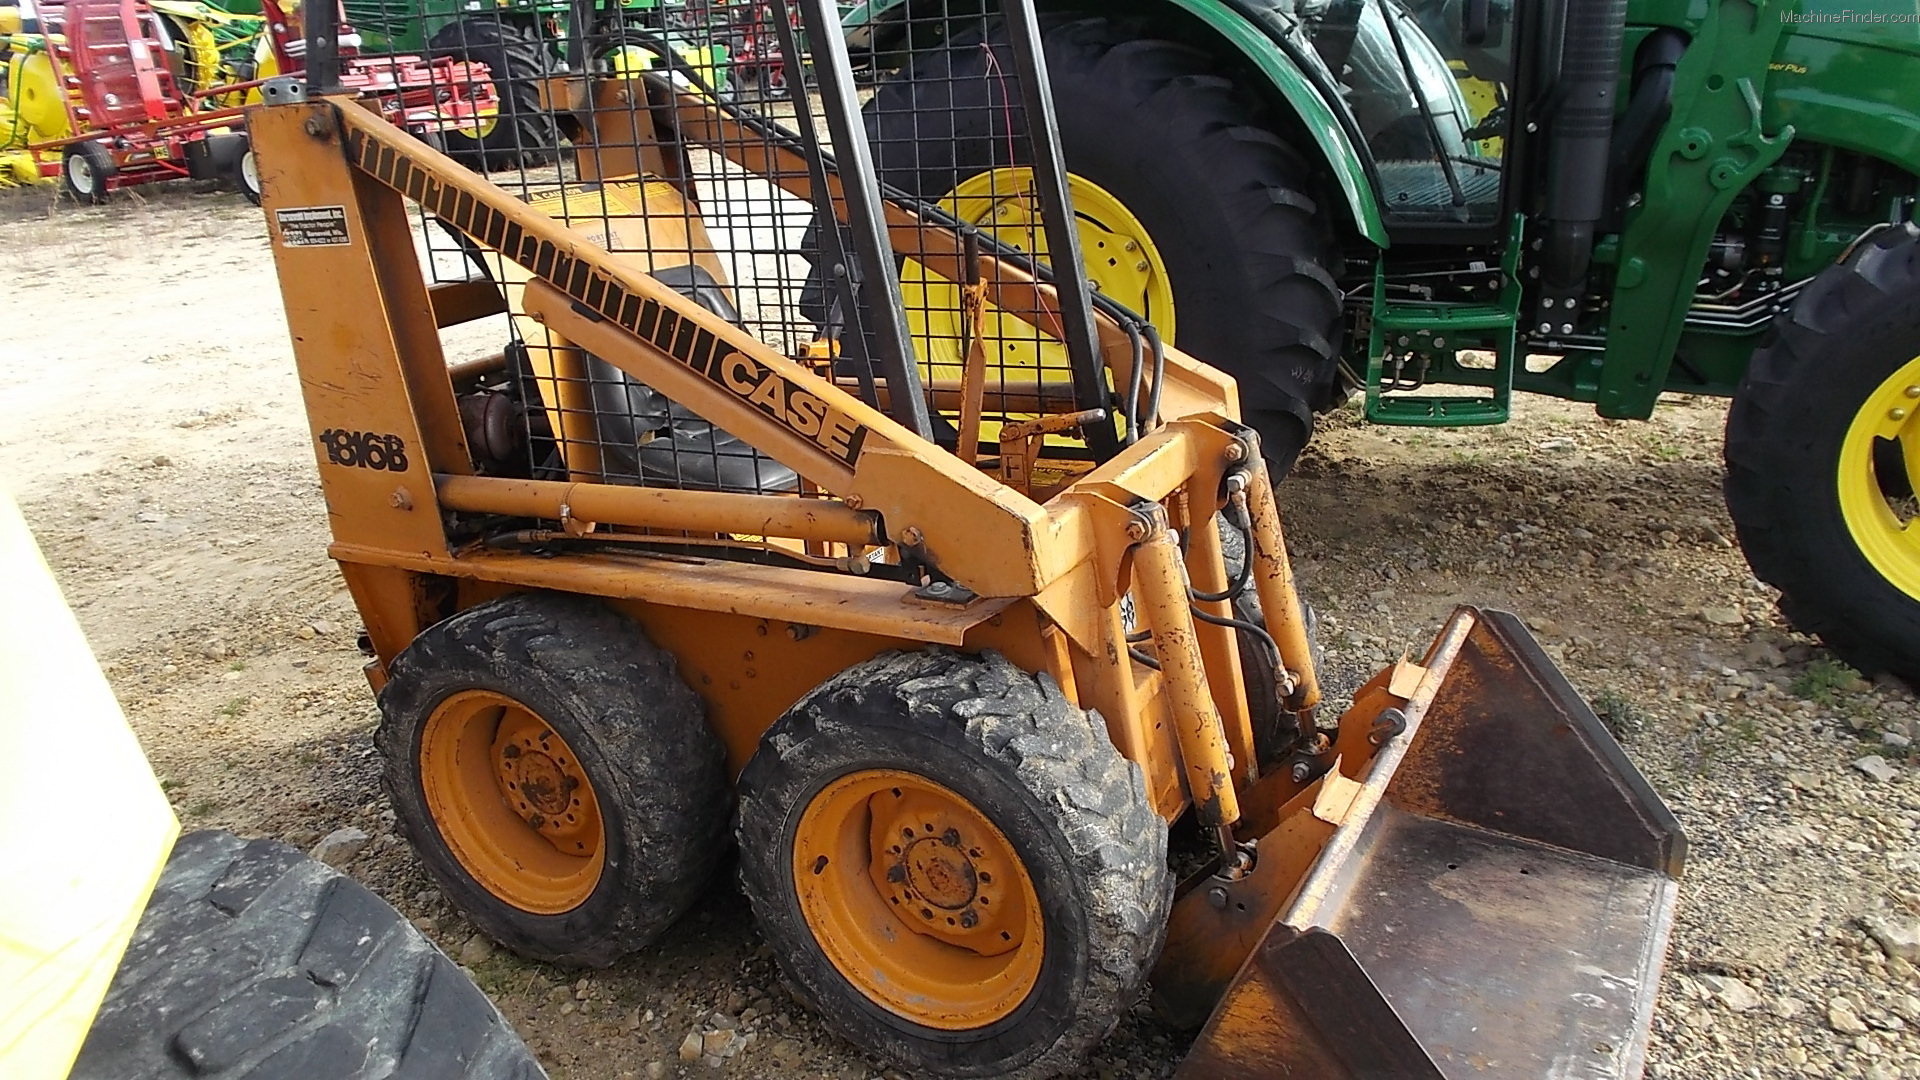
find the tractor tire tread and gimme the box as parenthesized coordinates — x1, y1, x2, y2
(71, 830, 545, 1079)
(427, 16, 557, 170)
(1726, 221, 1920, 679)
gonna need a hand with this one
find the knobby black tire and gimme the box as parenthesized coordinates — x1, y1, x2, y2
(376, 591, 727, 967)
(1725, 221, 1920, 682)
(428, 16, 559, 171)
(735, 648, 1169, 1080)
(857, 14, 1345, 478)
(72, 830, 546, 1079)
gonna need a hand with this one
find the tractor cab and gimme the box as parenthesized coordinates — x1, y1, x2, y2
(1298, 0, 1516, 231)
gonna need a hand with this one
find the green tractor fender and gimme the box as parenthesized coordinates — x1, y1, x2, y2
(843, 0, 1389, 247)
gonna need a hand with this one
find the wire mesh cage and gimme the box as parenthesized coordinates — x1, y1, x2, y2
(287, 0, 1163, 552)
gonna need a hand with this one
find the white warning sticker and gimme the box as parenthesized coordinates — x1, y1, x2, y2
(274, 205, 351, 247)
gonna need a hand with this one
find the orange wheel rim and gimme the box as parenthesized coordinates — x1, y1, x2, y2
(419, 689, 605, 914)
(793, 769, 1043, 1029)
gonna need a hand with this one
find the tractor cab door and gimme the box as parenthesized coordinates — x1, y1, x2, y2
(1299, 0, 1517, 233)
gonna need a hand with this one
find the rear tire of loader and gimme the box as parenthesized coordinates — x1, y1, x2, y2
(376, 592, 727, 967)
(735, 649, 1169, 1080)
(70, 829, 546, 1079)
(428, 15, 559, 171)
(854, 15, 1347, 479)
(1727, 222, 1920, 684)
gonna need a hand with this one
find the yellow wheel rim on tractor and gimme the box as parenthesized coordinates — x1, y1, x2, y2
(1838, 354, 1920, 600)
(901, 168, 1173, 380)
(792, 769, 1044, 1030)
(419, 689, 605, 913)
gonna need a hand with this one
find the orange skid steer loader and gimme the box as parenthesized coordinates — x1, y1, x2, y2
(252, 0, 1684, 1075)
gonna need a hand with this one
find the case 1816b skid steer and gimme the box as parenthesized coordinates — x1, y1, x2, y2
(252, 2, 1685, 1074)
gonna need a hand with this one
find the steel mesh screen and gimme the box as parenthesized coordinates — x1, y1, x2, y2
(293, 0, 1154, 510)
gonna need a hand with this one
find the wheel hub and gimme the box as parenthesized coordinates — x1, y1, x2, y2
(419, 689, 605, 913)
(1839, 355, 1920, 600)
(491, 715, 597, 847)
(501, 745, 575, 818)
(901, 832, 976, 909)
(899, 168, 1174, 382)
(793, 769, 1044, 1028)
(866, 786, 1023, 955)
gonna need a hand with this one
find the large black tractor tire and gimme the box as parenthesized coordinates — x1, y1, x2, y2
(376, 592, 727, 967)
(852, 15, 1346, 478)
(736, 649, 1169, 1080)
(1726, 222, 1920, 682)
(71, 830, 546, 1079)
(428, 15, 559, 170)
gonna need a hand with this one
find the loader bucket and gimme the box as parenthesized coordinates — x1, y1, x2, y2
(1163, 608, 1684, 1079)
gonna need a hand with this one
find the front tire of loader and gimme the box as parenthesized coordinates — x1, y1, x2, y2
(857, 15, 1346, 479)
(735, 649, 1170, 1080)
(428, 15, 559, 171)
(376, 592, 727, 967)
(1726, 222, 1920, 683)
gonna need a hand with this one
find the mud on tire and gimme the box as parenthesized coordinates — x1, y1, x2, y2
(735, 648, 1170, 1080)
(71, 829, 545, 1079)
(376, 591, 727, 967)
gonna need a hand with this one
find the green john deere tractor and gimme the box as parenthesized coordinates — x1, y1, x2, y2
(838, 0, 1920, 682)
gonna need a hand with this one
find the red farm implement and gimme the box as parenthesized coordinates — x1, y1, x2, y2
(23, 0, 493, 203)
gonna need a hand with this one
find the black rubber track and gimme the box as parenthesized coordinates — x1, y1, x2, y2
(735, 648, 1169, 1080)
(427, 15, 558, 170)
(860, 14, 1346, 477)
(1725, 222, 1920, 682)
(377, 591, 727, 967)
(71, 829, 546, 1079)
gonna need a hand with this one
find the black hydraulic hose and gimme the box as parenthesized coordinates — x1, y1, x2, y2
(1192, 605, 1283, 668)
(1122, 321, 1146, 445)
(1143, 324, 1167, 435)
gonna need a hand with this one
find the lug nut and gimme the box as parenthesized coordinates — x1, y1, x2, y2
(1893, 408, 1910, 422)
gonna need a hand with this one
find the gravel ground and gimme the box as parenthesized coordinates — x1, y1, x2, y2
(4, 183, 1919, 1079)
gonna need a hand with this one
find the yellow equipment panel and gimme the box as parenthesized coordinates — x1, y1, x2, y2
(0, 492, 178, 1080)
